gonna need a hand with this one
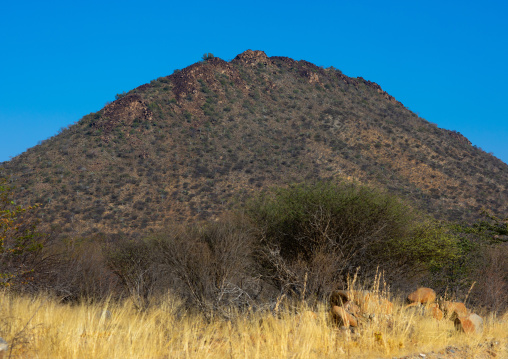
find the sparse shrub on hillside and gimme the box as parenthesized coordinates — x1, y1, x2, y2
(246, 181, 459, 300)
(201, 53, 214, 61)
(115, 91, 127, 100)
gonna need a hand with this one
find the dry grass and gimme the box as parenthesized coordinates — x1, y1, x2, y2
(0, 291, 506, 359)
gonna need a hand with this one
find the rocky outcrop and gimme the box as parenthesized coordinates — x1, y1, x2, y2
(427, 303, 444, 320)
(445, 130, 472, 146)
(330, 290, 393, 328)
(0, 337, 7, 357)
(331, 305, 358, 327)
(440, 301, 468, 319)
(300, 70, 320, 84)
(329, 287, 485, 337)
(357, 77, 399, 104)
(232, 50, 270, 67)
(404, 289, 484, 333)
(91, 94, 153, 135)
(170, 57, 244, 101)
(454, 313, 484, 334)
(406, 287, 436, 307)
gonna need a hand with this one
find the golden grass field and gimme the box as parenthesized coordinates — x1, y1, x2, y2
(0, 291, 506, 359)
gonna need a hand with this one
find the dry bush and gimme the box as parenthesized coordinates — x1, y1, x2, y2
(105, 217, 263, 316)
(257, 245, 344, 302)
(32, 238, 119, 302)
(471, 243, 508, 313)
(153, 217, 262, 318)
(105, 237, 162, 309)
(247, 182, 459, 299)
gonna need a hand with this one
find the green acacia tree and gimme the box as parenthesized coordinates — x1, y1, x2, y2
(246, 181, 459, 298)
(0, 177, 44, 288)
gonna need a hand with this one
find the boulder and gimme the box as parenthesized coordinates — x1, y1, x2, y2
(352, 290, 373, 310)
(0, 337, 7, 358)
(330, 290, 393, 317)
(441, 301, 468, 319)
(427, 303, 444, 320)
(330, 290, 370, 306)
(454, 313, 483, 334)
(406, 287, 436, 307)
(343, 301, 361, 316)
(330, 290, 350, 307)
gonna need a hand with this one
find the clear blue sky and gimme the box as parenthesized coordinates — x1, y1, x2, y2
(1, 0, 507, 164)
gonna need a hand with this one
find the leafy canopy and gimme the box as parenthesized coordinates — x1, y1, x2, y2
(247, 181, 459, 286)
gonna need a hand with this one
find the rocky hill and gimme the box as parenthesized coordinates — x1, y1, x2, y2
(1, 50, 507, 238)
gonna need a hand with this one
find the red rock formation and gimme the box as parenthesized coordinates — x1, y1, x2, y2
(454, 313, 483, 334)
(441, 301, 468, 319)
(428, 303, 444, 320)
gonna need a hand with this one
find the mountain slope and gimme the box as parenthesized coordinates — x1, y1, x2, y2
(2, 50, 507, 237)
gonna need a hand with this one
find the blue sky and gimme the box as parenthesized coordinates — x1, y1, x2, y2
(1, 0, 507, 164)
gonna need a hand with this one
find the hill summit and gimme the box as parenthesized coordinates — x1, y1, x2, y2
(2, 50, 507, 237)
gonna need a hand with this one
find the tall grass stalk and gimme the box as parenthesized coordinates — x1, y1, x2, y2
(0, 290, 506, 358)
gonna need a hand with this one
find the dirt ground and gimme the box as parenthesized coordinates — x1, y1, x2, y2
(392, 341, 507, 359)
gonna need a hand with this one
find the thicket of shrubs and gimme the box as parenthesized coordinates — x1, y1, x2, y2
(1, 179, 506, 316)
(246, 182, 459, 298)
